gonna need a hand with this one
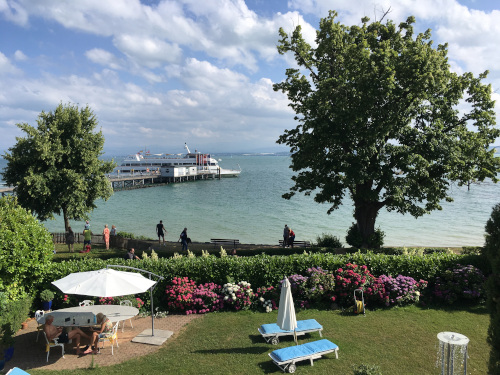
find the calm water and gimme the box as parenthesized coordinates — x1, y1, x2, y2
(1, 154, 499, 247)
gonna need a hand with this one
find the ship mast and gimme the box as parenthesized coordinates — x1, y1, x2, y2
(184, 143, 191, 154)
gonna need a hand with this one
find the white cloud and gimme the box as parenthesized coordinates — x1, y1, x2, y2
(13, 50, 27, 61)
(0, 52, 22, 75)
(85, 49, 123, 70)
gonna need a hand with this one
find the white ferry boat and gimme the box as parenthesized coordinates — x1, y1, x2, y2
(115, 144, 241, 178)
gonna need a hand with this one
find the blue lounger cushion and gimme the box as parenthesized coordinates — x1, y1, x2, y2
(271, 339, 338, 362)
(260, 319, 322, 335)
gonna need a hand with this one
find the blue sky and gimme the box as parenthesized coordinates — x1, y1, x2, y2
(1, 0, 499, 155)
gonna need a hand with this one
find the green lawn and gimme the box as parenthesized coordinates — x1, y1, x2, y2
(30, 305, 489, 375)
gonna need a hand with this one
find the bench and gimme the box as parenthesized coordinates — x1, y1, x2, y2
(210, 239, 240, 248)
(279, 240, 311, 248)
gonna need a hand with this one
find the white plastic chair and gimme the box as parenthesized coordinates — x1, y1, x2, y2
(99, 321, 119, 355)
(79, 300, 94, 307)
(43, 331, 65, 362)
(35, 310, 45, 342)
(119, 300, 134, 332)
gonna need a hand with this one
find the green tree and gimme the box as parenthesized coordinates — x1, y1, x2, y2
(485, 203, 500, 373)
(0, 196, 53, 299)
(274, 12, 499, 247)
(2, 103, 115, 231)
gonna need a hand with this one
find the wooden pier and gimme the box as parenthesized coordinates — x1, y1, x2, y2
(1, 171, 222, 195)
(109, 171, 220, 191)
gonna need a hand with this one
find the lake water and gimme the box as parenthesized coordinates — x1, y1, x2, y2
(1, 154, 499, 247)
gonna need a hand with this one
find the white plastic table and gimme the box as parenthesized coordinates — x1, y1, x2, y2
(37, 305, 138, 326)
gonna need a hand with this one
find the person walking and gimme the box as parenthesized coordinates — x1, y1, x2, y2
(180, 228, 188, 251)
(103, 224, 110, 250)
(65, 226, 75, 252)
(283, 224, 290, 248)
(156, 220, 167, 246)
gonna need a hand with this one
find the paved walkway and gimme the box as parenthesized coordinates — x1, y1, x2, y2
(4, 313, 202, 372)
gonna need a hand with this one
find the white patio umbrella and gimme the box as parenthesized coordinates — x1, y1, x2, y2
(52, 267, 162, 337)
(277, 277, 298, 344)
(52, 268, 156, 297)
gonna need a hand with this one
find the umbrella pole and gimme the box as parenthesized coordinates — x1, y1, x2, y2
(150, 275, 155, 336)
(294, 329, 298, 345)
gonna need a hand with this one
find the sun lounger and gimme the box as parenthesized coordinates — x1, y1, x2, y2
(258, 319, 323, 345)
(269, 339, 339, 373)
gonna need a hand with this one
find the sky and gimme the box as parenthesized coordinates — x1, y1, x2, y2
(1, 0, 500, 155)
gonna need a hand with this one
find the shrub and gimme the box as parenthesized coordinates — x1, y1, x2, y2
(186, 282, 224, 314)
(0, 294, 32, 349)
(484, 202, 500, 374)
(346, 223, 385, 249)
(376, 275, 428, 307)
(352, 363, 383, 375)
(221, 281, 253, 311)
(0, 196, 54, 299)
(165, 277, 197, 313)
(316, 233, 343, 248)
(285, 274, 310, 308)
(334, 263, 376, 306)
(253, 286, 279, 313)
(40, 289, 55, 302)
(433, 264, 485, 304)
(304, 267, 335, 305)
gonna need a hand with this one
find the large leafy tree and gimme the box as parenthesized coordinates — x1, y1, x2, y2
(2, 103, 115, 231)
(485, 203, 500, 373)
(274, 12, 499, 247)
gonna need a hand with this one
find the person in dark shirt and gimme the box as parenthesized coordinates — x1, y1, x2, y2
(179, 228, 188, 251)
(156, 220, 167, 246)
(124, 248, 139, 260)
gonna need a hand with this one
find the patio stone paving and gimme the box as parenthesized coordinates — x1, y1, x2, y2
(4, 313, 202, 372)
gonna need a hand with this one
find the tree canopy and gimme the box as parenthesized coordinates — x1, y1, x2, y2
(274, 11, 499, 247)
(2, 103, 115, 231)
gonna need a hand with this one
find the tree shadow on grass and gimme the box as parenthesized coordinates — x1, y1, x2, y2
(416, 302, 488, 315)
(194, 346, 269, 355)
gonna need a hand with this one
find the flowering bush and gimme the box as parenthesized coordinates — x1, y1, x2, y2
(376, 275, 428, 306)
(99, 297, 115, 305)
(221, 281, 253, 310)
(165, 277, 223, 314)
(186, 282, 224, 314)
(285, 274, 310, 308)
(433, 264, 486, 304)
(254, 285, 279, 312)
(334, 263, 376, 306)
(135, 297, 145, 309)
(165, 277, 197, 312)
(304, 267, 335, 305)
(97, 296, 145, 310)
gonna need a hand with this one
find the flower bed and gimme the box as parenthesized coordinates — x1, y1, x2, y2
(162, 262, 466, 315)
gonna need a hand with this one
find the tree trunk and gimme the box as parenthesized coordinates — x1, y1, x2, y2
(354, 201, 383, 248)
(63, 207, 70, 232)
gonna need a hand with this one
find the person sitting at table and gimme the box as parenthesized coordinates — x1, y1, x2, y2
(44, 314, 90, 356)
(85, 312, 113, 354)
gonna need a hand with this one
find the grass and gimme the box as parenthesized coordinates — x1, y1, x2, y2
(30, 304, 489, 375)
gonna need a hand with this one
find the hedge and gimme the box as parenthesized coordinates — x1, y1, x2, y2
(38, 251, 488, 312)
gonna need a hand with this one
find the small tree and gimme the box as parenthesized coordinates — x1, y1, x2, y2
(485, 203, 500, 373)
(274, 12, 499, 248)
(2, 102, 115, 231)
(0, 196, 54, 299)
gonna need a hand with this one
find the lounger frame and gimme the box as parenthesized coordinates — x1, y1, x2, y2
(269, 343, 338, 373)
(258, 320, 323, 345)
